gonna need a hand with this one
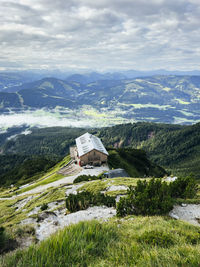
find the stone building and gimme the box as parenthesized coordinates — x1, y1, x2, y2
(75, 132, 108, 166)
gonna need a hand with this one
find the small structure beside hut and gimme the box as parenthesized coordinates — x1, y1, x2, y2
(104, 168, 129, 178)
(73, 132, 108, 167)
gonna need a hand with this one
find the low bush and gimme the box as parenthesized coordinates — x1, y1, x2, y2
(66, 191, 115, 212)
(137, 230, 175, 247)
(0, 227, 17, 254)
(117, 176, 198, 217)
(73, 175, 100, 184)
(15, 225, 35, 238)
(40, 203, 48, 211)
(117, 179, 174, 217)
(169, 176, 198, 199)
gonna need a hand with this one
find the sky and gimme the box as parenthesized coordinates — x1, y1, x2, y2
(1, 0, 200, 71)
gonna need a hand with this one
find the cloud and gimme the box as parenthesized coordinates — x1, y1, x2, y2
(0, 109, 127, 128)
(0, 0, 200, 71)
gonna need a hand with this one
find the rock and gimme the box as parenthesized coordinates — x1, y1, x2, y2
(195, 217, 200, 224)
(37, 211, 57, 222)
(107, 185, 128, 192)
(171, 214, 179, 220)
(115, 195, 126, 203)
(181, 203, 187, 207)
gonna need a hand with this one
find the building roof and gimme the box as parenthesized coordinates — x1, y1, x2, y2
(104, 168, 129, 178)
(76, 132, 108, 157)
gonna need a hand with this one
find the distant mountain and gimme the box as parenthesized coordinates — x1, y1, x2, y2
(2, 69, 200, 91)
(0, 75, 200, 124)
(66, 72, 126, 84)
(0, 70, 75, 92)
(121, 69, 200, 78)
(0, 72, 33, 91)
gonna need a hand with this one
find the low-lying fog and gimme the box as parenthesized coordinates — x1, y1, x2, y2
(0, 109, 128, 130)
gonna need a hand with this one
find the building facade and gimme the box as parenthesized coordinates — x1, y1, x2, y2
(75, 132, 108, 166)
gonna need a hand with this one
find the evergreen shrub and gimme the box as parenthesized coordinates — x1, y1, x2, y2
(117, 176, 197, 217)
(117, 179, 174, 217)
(66, 191, 115, 212)
(0, 227, 17, 254)
(40, 203, 48, 211)
(73, 175, 100, 184)
(169, 176, 198, 199)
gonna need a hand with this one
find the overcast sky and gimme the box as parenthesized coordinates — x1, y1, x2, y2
(1, 0, 200, 71)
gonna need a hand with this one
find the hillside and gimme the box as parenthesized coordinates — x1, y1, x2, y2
(0, 172, 200, 266)
(0, 144, 166, 187)
(107, 148, 166, 178)
(0, 128, 200, 266)
(98, 122, 200, 178)
(1, 122, 199, 179)
(0, 75, 200, 124)
(1, 218, 200, 267)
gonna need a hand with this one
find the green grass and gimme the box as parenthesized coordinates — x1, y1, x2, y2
(6, 155, 71, 195)
(0, 186, 66, 227)
(16, 173, 64, 194)
(78, 177, 142, 196)
(36, 155, 71, 182)
(0, 187, 18, 198)
(23, 187, 66, 213)
(0, 198, 29, 227)
(1, 217, 200, 267)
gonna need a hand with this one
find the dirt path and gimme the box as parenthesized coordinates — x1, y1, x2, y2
(18, 165, 109, 197)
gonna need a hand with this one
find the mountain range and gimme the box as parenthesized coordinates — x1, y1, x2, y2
(0, 74, 200, 124)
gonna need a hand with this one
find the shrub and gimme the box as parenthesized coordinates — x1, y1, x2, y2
(15, 225, 35, 237)
(117, 178, 174, 217)
(0, 227, 6, 251)
(66, 191, 116, 212)
(0, 227, 17, 254)
(40, 203, 48, 211)
(137, 230, 175, 247)
(169, 176, 198, 199)
(73, 175, 100, 184)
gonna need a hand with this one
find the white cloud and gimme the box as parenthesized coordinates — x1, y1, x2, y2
(0, 0, 200, 71)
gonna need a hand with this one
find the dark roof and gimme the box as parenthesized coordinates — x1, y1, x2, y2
(104, 168, 129, 178)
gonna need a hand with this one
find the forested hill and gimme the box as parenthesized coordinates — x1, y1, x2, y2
(97, 122, 200, 177)
(1, 122, 200, 179)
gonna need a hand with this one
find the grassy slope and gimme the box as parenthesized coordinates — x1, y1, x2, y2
(1, 217, 200, 267)
(0, 185, 66, 227)
(16, 155, 71, 194)
(107, 148, 166, 178)
(0, 155, 70, 197)
(78, 177, 140, 196)
(1, 177, 200, 229)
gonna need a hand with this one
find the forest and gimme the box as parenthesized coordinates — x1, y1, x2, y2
(0, 121, 199, 187)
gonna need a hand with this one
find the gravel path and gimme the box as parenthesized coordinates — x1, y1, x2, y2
(18, 165, 109, 197)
